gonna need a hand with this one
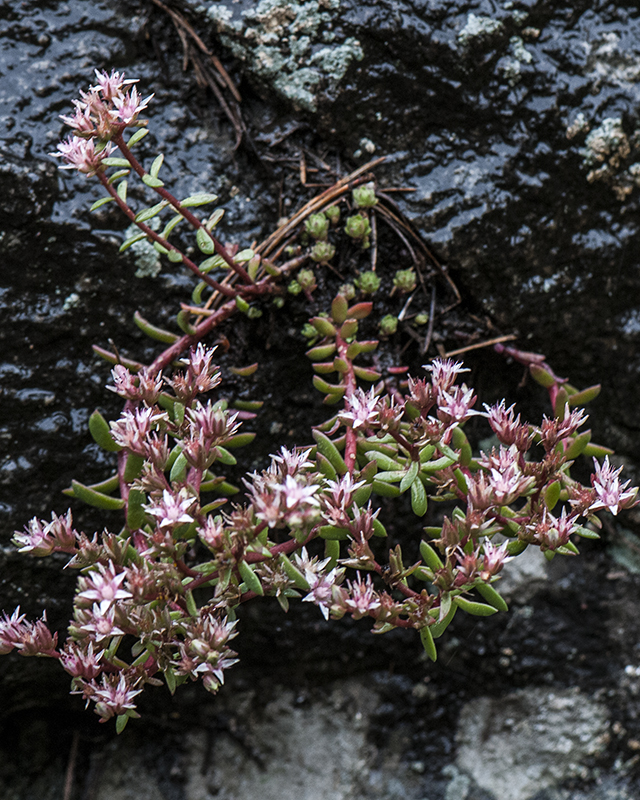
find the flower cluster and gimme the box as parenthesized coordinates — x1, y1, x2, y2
(4, 71, 637, 732)
(52, 70, 152, 175)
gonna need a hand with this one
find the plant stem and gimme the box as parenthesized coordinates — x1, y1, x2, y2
(113, 133, 254, 284)
(97, 172, 238, 298)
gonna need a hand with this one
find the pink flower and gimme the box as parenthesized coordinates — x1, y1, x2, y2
(303, 570, 342, 619)
(79, 605, 125, 643)
(13, 510, 77, 555)
(339, 387, 382, 431)
(407, 377, 435, 411)
(425, 358, 469, 396)
(13, 614, 58, 657)
(144, 488, 197, 530)
(437, 384, 480, 425)
(110, 406, 168, 454)
(60, 640, 103, 680)
(52, 136, 113, 176)
(271, 447, 314, 476)
(487, 463, 535, 506)
(13, 517, 54, 556)
(112, 85, 154, 124)
(59, 100, 95, 135)
(590, 457, 638, 515)
(77, 562, 133, 614)
(344, 574, 381, 620)
(187, 401, 240, 443)
(480, 540, 513, 580)
(321, 473, 365, 527)
(454, 547, 479, 584)
(198, 516, 226, 552)
(170, 344, 221, 400)
(91, 674, 142, 721)
(483, 400, 533, 450)
(0, 607, 27, 654)
(539, 407, 588, 450)
(528, 507, 578, 551)
(91, 69, 137, 101)
(108, 365, 163, 403)
(175, 613, 239, 692)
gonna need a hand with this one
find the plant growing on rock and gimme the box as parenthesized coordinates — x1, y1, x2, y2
(1, 71, 637, 732)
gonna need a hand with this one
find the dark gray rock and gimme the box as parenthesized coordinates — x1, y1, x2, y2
(2, 1, 640, 799)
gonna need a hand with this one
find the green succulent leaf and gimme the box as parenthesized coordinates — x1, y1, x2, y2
(120, 232, 147, 252)
(71, 480, 125, 511)
(179, 192, 218, 207)
(420, 625, 437, 662)
(90, 196, 115, 211)
(142, 173, 164, 188)
(135, 201, 168, 223)
(89, 410, 122, 452)
(127, 128, 149, 147)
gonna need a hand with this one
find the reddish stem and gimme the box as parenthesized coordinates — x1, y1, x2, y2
(97, 172, 237, 298)
(335, 330, 358, 474)
(113, 133, 254, 285)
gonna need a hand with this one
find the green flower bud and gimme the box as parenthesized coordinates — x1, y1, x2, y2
(355, 270, 381, 295)
(272, 297, 285, 308)
(379, 314, 398, 336)
(338, 282, 356, 300)
(305, 213, 329, 241)
(345, 214, 372, 240)
(311, 241, 336, 263)
(352, 182, 378, 208)
(325, 205, 340, 224)
(393, 268, 417, 293)
(301, 323, 319, 339)
(288, 280, 302, 295)
(414, 312, 429, 326)
(297, 268, 317, 292)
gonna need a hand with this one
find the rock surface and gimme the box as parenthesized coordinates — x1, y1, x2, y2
(2, 1, 640, 799)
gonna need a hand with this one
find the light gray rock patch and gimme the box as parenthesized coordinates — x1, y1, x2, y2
(187, 680, 377, 800)
(204, 0, 363, 111)
(456, 687, 609, 800)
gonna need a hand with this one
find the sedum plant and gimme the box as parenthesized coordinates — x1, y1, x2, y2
(1, 71, 637, 733)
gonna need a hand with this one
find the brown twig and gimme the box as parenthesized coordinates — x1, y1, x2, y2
(444, 334, 518, 358)
(148, 0, 245, 147)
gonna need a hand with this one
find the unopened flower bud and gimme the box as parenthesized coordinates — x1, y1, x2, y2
(345, 214, 372, 240)
(288, 280, 302, 295)
(356, 270, 381, 295)
(305, 213, 329, 241)
(325, 205, 340, 224)
(297, 268, 317, 292)
(415, 312, 429, 326)
(393, 268, 417, 293)
(352, 182, 378, 208)
(310, 241, 335, 263)
(301, 323, 318, 339)
(338, 282, 356, 300)
(379, 314, 398, 336)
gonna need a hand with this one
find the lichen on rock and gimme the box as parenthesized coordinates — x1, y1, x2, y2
(203, 0, 363, 112)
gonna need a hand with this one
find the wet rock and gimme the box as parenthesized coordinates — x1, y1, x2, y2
(191, 0, 640, 472)
(456, 687, 610, 800)
(186, 681, 376, 800)
(201, 0, 363, 112)
(2, 1, 640, 798)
